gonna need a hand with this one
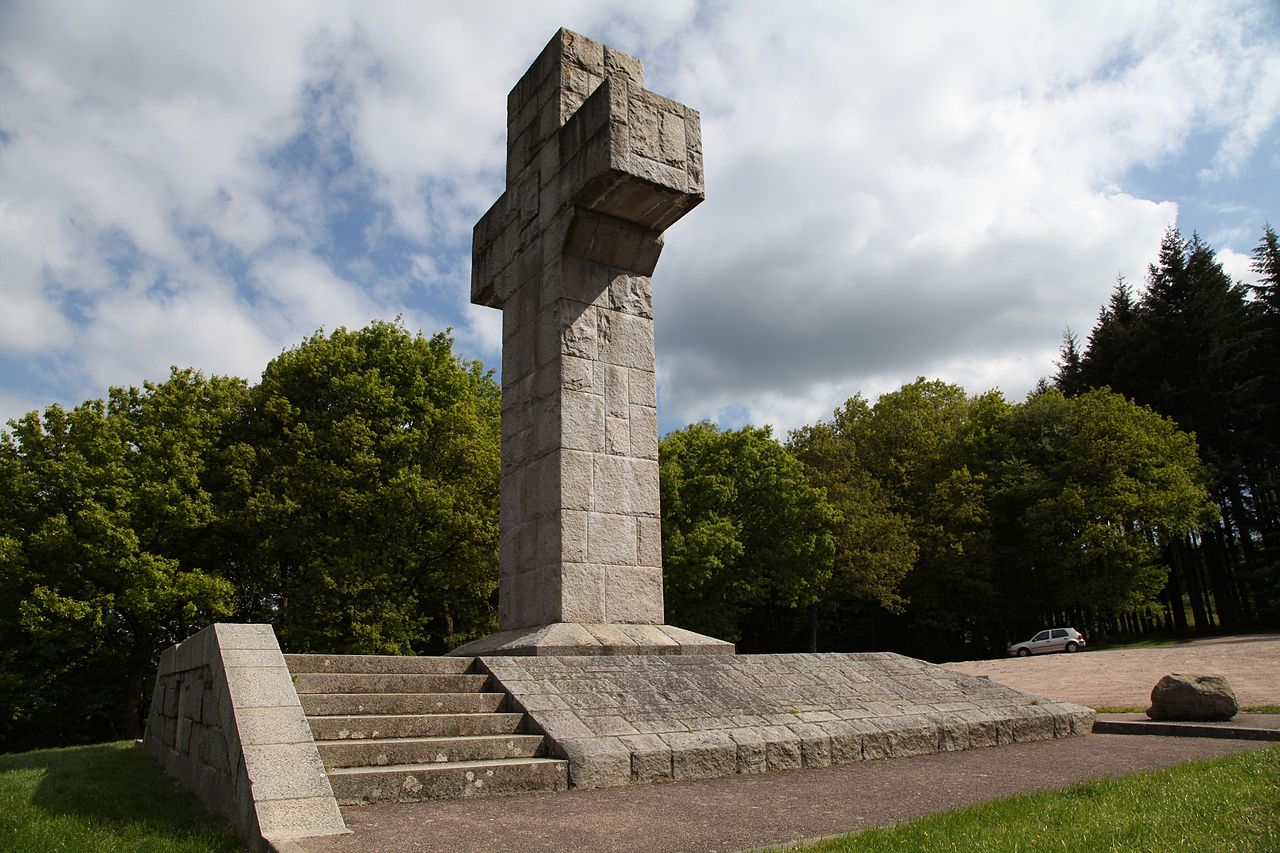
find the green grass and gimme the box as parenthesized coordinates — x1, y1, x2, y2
(1092, 705, 1146, 713)
(793, 744, 1280, 852)
(1088, 636, 1187, 651)
(0, 740, 243, 852)
(1093, 706, 1280, 714)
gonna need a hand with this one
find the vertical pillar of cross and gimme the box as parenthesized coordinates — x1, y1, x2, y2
(452, 29, 731, 656)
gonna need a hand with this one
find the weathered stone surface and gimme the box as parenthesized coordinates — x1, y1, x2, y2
(481, 652, 1092, 789)
(458, 28, 723, 655)
(1147, 673, 1239, 721)
(143, 624, 348, 850)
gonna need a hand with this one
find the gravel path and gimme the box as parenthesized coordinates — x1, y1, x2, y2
(944, 633, 1280, 708)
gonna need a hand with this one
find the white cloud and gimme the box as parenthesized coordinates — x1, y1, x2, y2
(649, 1, 1276, 431)
(0, 0, 1276, 435)
(78, 271, 279, 389)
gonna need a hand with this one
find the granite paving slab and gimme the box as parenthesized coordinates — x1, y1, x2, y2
(479, 652, 1092, 788)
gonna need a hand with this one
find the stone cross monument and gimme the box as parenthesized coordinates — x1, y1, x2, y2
(452, 29, 731, 656)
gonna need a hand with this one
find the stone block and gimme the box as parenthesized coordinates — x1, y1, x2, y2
(959, 711, 999, 748)
(158, 644, 177, 675)
(819, 720, 866, 764)
(764, 733, 803, 772)
(255, 797, 348, 842)
(560, 510, 588, 563)
(587, 512, 638, 566)
(608, 275, 653, 318)
(234, 706, 316, 746)
(861, 722, 891, 760)
(554, 736, 632, 788)
(177, 715, 193, 754)
(535, 516, 565, 566)
(592, 456, 660, 516)
(604, 44, 643, 86)
(619, 734, 672, 783)
(605, 364, 630, 417)
(615, 623, 679, 651)
(560, 355, 595, 393)
(597, 309, 654, 370)
(560, 450, 594, 512)
(560, 389, 605, 453)
(1011, 706, 1056, 743)
(886, 716, 939, 758)
(584, 622, 641, 652)
(546, 254, 612, 309)
(663, 730, 737, 781)
(500, 565, 559, 629)
(1070, 707, 1096, 735)
(603, 567, 664, 623)
(563, 209, 664, 274)
(605, 416, 630, 455)
(164, 678, 180, 717)
(558, 301, 598, 360)
(728, 729, 768, 774)
(629, 405, 659, 460)
(242, 743, 335, 801)
(659, 109, 687, 166)
(559, 563, 606, 623)
(787, 722, 832, 768)
(938, 716, 969, 752)
(637, 516, 663, 567)
(628, 368, 656, 406)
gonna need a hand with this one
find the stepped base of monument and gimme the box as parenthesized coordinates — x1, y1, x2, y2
(448, 622, 735, 656)
(477, 652, 1095, 789)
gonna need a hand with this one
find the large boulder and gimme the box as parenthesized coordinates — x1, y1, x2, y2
(1146, 673, 1238, 721)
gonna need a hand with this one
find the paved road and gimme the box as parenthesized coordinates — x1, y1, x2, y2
(945, 633, 1280, 708)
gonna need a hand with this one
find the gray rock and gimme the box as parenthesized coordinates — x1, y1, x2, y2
(1146, 673, 1238, 721)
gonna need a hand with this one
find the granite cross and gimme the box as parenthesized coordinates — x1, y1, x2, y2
(454, 29, 730, 655)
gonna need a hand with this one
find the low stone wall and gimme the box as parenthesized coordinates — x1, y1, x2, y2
(143, 623, 347, 850)
(481, 652, 1095, 788)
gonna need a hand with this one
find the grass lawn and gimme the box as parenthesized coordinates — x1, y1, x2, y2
(0, 740, 242, 852)
(1093, 706, 1280, 714)
(797, 744, 1280, 852)
(1086, 636, 1187, 651)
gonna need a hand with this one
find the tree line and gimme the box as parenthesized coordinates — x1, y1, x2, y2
(2, 226, 1275, 753)
(1055, 225, 1280, 637)
(1, 322, 501, 752)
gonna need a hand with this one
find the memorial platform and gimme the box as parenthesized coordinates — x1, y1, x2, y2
(481, 651, 1094, 788)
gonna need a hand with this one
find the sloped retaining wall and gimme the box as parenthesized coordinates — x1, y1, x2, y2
(481, 652, 1095, 788)
(143, 623, 347, 851)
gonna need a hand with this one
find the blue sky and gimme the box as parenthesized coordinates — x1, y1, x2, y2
(2, 1, 1277, 436)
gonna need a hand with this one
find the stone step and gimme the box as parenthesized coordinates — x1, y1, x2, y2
(292, 672, 490, 695)
(300, 691, 507, 717)
(317, 734, 547, 768)
(326, 757, 569, 804)
(285, 654, 475, 675)
(308, 712, 527, 741)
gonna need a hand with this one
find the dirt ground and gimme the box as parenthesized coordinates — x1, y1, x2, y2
(944, 633, 1280, 708)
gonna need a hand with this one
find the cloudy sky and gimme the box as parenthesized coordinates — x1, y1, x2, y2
(2, 1, 1278, 436)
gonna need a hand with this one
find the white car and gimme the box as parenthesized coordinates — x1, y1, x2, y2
(1008, 627, 1085, 656)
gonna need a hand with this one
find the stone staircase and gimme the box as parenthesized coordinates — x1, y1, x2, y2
(284, 654, 567, 804)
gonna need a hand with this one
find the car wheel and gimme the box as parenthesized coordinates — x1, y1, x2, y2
(1065, 642, 1078, 653)
(1017, 647, 1030, 657)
